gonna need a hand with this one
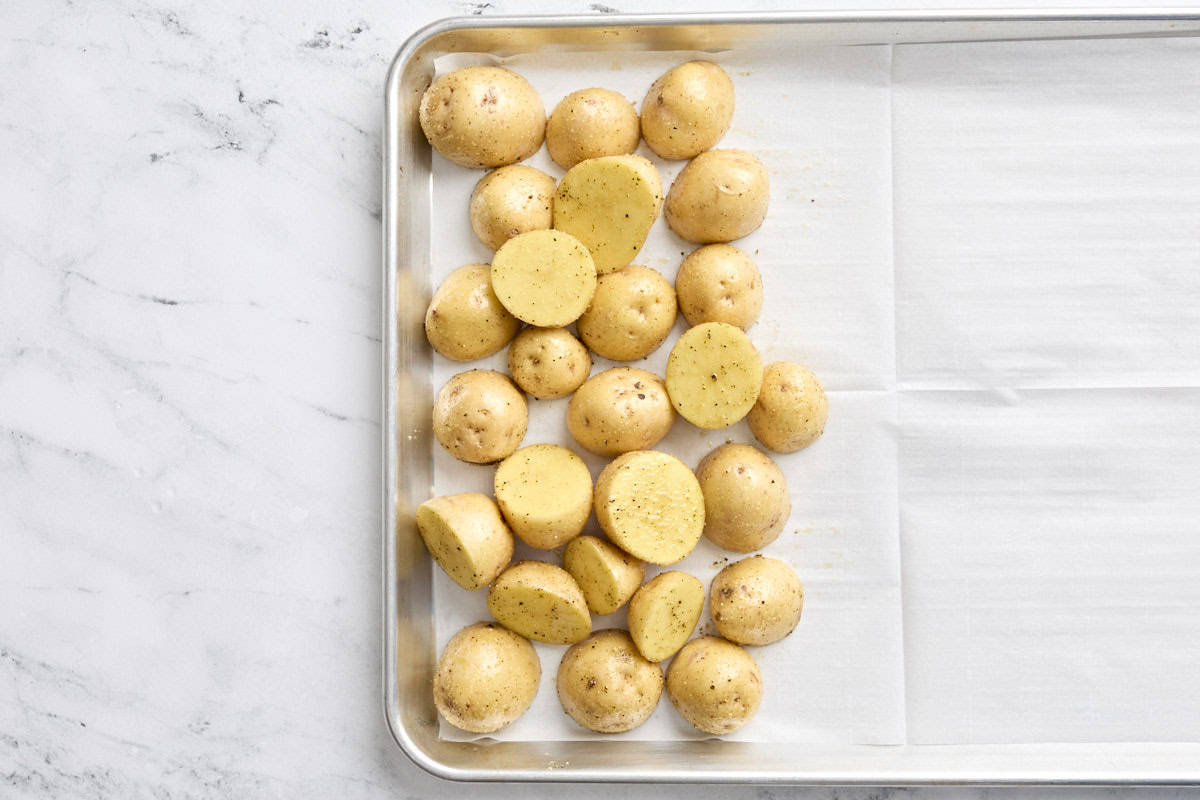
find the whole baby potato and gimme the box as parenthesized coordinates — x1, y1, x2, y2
(469, 165, 556, 251)
(747, 361, 829, 453)
(665, 149, 769, 243)
(494, 444, 592, 549)
(695, 443, 789, 553)
(433, 370, 527, 464)
(507, 327, 591, 400)
(416, 492, 513, 591)
(557, 629, 663, 733)
(640, 61, 735, 160)
(710, 555, 804, 646)
(433, 622, 540, 733)
(567, 367, 675, 457)
(666, 636, 763, 735)
(546, 88, 640, 170)
(674, 244, 763, 331)
(418, 66, 545, 169)
(577, 265, 678, 362)
(424, 264, 520, 362)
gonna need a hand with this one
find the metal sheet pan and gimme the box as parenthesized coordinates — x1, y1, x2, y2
(382, 9, 1200, 784)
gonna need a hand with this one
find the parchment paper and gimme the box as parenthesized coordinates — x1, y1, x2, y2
(425, 35, 1200, 745)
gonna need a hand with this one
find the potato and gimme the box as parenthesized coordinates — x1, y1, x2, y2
(557, 629, 663, 733)
(666, 636, 763, 735)
(563, 535, 645, 616)
(576, 265, 678, 362)
(665, 149, 769, 243)
(748, 361, 829, 453)
(546, 88, 640, 170)
(487, 561, 592, 645)
(490, 230, 597, 326)
(494, 444, 592, 549)
(665, 322, 763, 429)
(418, 66, 545, 169)
(594, 450, 705, 565)
(469, 165, 555, 251)
(553, 154, 663, 275)
(424, 264, 520, 362)
(416, 493, 513, 591)
(627, 571, 704, 662)
(434, 622, 540, 733)
(710, 555, 804, 646)
(640, 61, 735, 160)
(507, 327, 591, 400)
(674, 244, 763, 331)
(566, 367, 675, 457)
(695, 443, 790, 552)
(433, 369, 527, 464)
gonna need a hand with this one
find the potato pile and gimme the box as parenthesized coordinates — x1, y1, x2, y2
(415, 61, 829, 737)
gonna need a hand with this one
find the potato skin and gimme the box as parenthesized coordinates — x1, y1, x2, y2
(493, 444, 592, 549)
(418, 66, 545, 169)
(577, 265, 678, 362)
(507, 327, 591, 400)
(487, 561, 592, 645)
(675, 244, 763, 331)
(563, 535, 645, 616)
(424, 264, 521, 362)
(469, 165, 555, 251)
(695, 444, 790, 552)
(567, 367, 675, 457)
(641, 61, 735, 160)
(434, 622, 540, 733)
(546, 88, 640, 170)
(627, 571, 704, 662)
(666, 636, 763, 735)
(665, 149, 769, 243)
(557, 629, 663, 733)
(416, 493, 514, 591)
(747, 361, 829, 453)
(433, 370, 528, 464)
(710, 556, 804, 646)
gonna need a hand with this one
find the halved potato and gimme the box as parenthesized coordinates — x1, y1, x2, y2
(665, 322, 763, 429)
(557, 629, 663, 733)
(434, 622, 540, 733)
(487, 561, 592, 645)
(491, 230, 597, 326)
(593, 450, 705, 565)
(416, 493, 514, 591)
(747, 361, 829, 453)
(506, 327, 592, 401)
(553, 155, 663, 275)
(566, 367, 675, 457)
(563, 535, 645, 615)
(627, 571, 704, 662)
(494, 444, 592, 549)
(666, 636, 763, 735)
(576, 265, 678, 362)
(424, 264, 521, 362)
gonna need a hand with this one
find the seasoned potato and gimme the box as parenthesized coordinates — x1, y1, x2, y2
(666, 636, 763, 735)
(627, 571, 704, 662)
(491, 230, 597, 326)
(433, 370, 527, 464)
(665, 149, 769, 244)
(640, 61, 735, 160)
(695, 443, 789, 552)
(507, 327, 591, 400)
(748, 361, 829, 453)
(557, 629, 663, 733)
(665, 322, 763, 429)
(546, 88, 640, 170)
(424, 264, 520, 362)
(566, 367, 675, 457)
(594, 450, 705, 565)
(563, 535, 645, 616)
(576, 265, 678, 362)
(416, 493, 513, 591)
(710, 556, 804, 646)
(494, 444, 592, 549)
(553, 155, 663, 275)
(434, 622, 540, 733)
(487, 561, 592, 645)
(469, 165, 556, 251)
(418, 66, 545, 169)
(674, 244, 763, 331)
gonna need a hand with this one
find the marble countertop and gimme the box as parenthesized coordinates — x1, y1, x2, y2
(3, 0, 1199, 797)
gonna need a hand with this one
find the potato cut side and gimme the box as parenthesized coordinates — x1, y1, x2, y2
(563, 535, 646, 616)
(416, 493, 514, 591)
(594, 450, 704, 565)
(665, 322, 763, 429)
(553, 155, 663, 275)
(491, 230, 597, 326)
(487, 561, 592, 644)
(494, 444, 593, 550)
(627, 571, 704, 662)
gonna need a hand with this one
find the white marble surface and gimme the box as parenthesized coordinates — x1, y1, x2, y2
(3, 0, 1200, 797)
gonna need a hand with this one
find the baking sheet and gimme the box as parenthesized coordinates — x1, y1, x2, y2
(424, 35, 1200, 746)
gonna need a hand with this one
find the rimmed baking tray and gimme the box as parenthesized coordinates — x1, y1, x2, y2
(383, 9, 1200, 784)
